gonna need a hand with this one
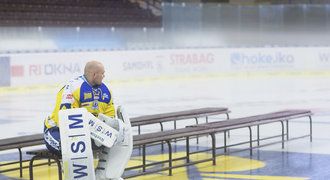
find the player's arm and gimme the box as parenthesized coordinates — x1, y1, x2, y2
(44, 82, 79, 129)
(59, 83, 80, 110)
(100, 87, 115, 118)
(103, 97, 115, 118)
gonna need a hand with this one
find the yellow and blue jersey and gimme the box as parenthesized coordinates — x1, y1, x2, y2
(44, 75, 115, 129)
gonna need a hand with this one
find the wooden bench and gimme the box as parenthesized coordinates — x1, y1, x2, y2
(131, 107, 230, 148)
(126, 109, 313, 178)
(0, 107, 229, 177)
(0, 134, 44, 178)
(26, 109, 312, 179)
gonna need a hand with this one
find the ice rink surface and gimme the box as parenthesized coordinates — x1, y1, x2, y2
(1, 75, 330, 151)
(1, 75, 330, 179)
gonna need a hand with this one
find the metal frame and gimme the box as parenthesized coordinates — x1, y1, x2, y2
(0, 147, 25, 177)
(136, 111, 230, 151)
(0, 108, 230, 176)
(28, 152, 62, 180)
(0, 111, 312, 179)
(24, 113, 312, 179)
(124, 114, 312, 178)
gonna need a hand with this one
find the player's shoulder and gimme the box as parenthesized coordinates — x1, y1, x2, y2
(100, 82, 111, 93)
(65, 76, 85, 90)
(99, 83, 112, 103)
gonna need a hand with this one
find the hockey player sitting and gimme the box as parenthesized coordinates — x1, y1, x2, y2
(43, 60, 132, 180)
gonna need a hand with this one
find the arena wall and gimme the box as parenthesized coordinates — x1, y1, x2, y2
(1, 47, 330, 87)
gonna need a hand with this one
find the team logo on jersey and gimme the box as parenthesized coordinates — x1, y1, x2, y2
(93, 88, 101, 100)
(92, 100, 99, 110)
(102, 93, 109, 100)
(84, 92, 92, 100)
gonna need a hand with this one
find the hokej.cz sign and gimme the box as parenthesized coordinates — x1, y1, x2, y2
(59, 108, 95, 180)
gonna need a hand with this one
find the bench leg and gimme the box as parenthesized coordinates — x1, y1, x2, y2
(138, 125, 141, 154)
(286, 120, 289, 140)
(173, 121, 177, 143)
(226, 113, 230, 138)
(18, 148, 23, 178)
(257, 125, 260, 146)
(248, 126, 252, 156)
(194, 118, 199, 144)
(174, 120, 176, 130)
(173, 120, 177, 143)
(280, 121, 285, 149)
(224, 131, 227, 153)
(29, 155, 39, 180)
(54, 157, 62, 180)
(142, 145, 146, 172)
(186, 137, 190, 163)
(309, 116, 313, 142)
(138, 125, 141, 135)
(166, 140, 172, 176)
(210, 133, 216, 165)
(160, 122, 164, 151)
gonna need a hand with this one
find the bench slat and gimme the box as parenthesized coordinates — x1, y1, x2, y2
(0, 140, 44, 151)
(131, 107, 228, 125)
(0, 134, 43, 147)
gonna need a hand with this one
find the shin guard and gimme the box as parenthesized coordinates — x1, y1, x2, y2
(95, 106, 133, 180)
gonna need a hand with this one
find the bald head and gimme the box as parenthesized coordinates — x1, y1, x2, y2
(84, 60, 105, 87)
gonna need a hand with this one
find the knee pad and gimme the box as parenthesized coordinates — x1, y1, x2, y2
(96, 106, 133, 179)
(98, 113, 126, 145)
(98, 114, 119, 130)
(87, 112, 119, 148)
(44, 126, 61, 155)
